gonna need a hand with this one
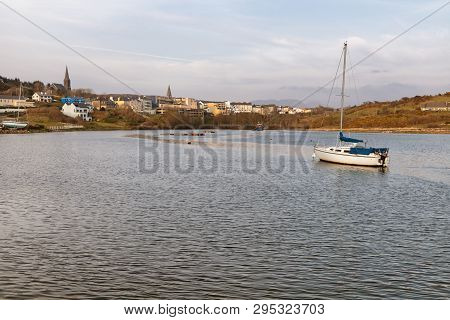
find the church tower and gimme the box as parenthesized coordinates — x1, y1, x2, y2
(64, 66, 71, 93)
(166, 85, 172, 99)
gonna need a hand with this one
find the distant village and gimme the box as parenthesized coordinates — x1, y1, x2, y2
(1, 66, 448, 130)
(0, 66, 315, 123)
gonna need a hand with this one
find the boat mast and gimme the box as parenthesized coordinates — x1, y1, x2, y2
(340, 42, 347, 133)
(17, 82, 22, 122)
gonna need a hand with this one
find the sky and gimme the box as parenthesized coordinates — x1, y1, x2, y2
(0, 0, 449, 106)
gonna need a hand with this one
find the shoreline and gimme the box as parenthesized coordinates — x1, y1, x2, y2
(1, 126, 449, 135)
(306, 127, 450, 134)
(0, 127, 450, 135)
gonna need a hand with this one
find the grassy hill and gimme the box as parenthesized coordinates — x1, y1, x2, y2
(301, 93, 450, 132)
(212, 93, 450, 133)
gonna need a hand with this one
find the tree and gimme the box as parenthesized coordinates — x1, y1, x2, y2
(33, 81, 44, 92)
(71, 88, 94, 98)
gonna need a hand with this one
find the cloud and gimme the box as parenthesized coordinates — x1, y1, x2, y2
(72, 45, 195, 62)
(1, 0, 448, 102)
(370, 69, 388, 74)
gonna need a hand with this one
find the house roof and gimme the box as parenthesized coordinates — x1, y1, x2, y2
(231, 102, 252, 105)
(50, 83, 65, 90)
(34, 92, 52, 97)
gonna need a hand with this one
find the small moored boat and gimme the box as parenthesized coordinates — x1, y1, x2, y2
(1, 83, 28, 130)
(314, 132, 389, 167)
(1, 120, 28, 129)
(313, 42, 389, 167)
(254, 123, 264, 131)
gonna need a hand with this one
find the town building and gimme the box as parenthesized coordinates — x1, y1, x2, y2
(142, 99, 156, 115)
(32, 92, 53, 103)
(231, 102, 253, 113)
(421, 101, 449, 112)
(0, 95, 35, 108)
(173, 97, 198, 110)
(130, 97, 156, 114)
(278, 106, 292, 114)
(178, 108, 205, 120)
(92, 98, 116, 110)
(252, 105, 262, 114)
(113, 97, 132, 108)
(157, 103, 183, 113)
(150, 95, 173, 109)
(261, 105, 277, 115)
(250, 105, 277, 115)
(46, 83, 66, 95)
(150, 86, 199, 114)
(129, 100, 143, 113)
(61, 97, 93, 121)
(277, 106, 311, 114)
(295, 108, 312, 114)
(202, 101, 231, 115)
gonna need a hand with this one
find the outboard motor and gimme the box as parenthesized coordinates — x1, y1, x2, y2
(379, 152, 388, 166)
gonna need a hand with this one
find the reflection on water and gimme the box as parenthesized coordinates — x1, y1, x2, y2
(0, 130, 448, 299)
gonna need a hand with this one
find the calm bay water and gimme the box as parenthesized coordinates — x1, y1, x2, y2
(0, 130, 448, 299)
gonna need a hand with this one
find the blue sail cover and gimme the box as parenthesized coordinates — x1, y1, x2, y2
(350, 147, 389, 155)
(339, 131, 364, 143)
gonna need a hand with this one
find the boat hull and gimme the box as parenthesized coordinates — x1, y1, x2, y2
(2, 121, 28, 129)
(314, 147, 389, 167)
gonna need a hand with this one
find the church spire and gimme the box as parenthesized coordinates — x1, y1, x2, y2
(64, 65, 71, 93)
(166, 85, 172, 99)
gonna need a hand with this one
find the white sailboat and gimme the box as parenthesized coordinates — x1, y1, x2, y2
(1, 82, 29, 130)
(313, 42, 389, 167)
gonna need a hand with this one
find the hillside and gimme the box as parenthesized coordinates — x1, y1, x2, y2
(303, 93, 450, 132)
(0, 75, 36, 96)
(213, 93, 450, 133)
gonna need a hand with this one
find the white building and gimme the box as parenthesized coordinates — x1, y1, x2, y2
(295, 108, 312, 114)
(420, 102, 449, 112)
(32, 92, 53, 103)
(130, 99, 144, 113)
(278, 106, 292, 114)
(278, 106, 312, 114)
(421, 106, 449, 112)
(224, 101, 231, 114)
(252, 105, 262, 114)
(61, 102, 93, 121)
(231, 102, 253, 113)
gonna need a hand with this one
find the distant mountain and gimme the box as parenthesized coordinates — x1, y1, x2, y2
(266, 83, 450, 108)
